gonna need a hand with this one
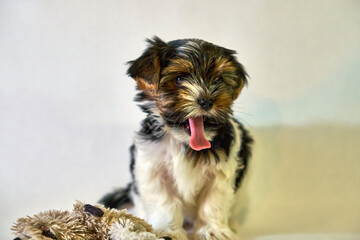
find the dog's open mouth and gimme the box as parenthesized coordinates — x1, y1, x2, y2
(183, 116, 211, 151)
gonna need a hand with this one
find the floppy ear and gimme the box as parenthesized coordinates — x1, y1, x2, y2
(232, 61, 248, 100)
(127, 37, 168, 93)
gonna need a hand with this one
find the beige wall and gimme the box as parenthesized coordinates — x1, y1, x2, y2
(242, 125, 360, 238)
(1, 0, 359, 126)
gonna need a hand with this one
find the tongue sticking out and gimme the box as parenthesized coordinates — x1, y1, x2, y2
(188, 116, 211, 151)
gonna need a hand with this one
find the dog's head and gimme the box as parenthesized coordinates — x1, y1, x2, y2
(128, 37, 248, 151)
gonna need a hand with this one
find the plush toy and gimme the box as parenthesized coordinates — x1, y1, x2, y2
(11, 201, 164, 240)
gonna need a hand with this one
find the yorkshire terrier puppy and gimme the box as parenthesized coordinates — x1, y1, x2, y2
(101, 37, 253, 240)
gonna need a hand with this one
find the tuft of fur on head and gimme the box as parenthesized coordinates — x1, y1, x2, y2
(127, 37, 248, 148)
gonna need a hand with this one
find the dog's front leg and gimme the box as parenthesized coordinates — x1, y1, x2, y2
(193, 176, 237, 240)
(136, 162, 188, 240)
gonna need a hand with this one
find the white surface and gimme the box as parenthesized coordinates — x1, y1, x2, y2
(254, 234, 360, 240)
(1, 0, 360, 239)
(2, 124, 359, 239)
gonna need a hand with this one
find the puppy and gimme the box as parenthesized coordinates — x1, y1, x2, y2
(101, 37, 253, 240)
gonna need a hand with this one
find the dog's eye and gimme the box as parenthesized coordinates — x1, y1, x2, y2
(213, 77, 223, 85)
(175, 76, 185, 86)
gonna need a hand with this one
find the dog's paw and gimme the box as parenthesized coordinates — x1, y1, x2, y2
(156, 228, 188, 240)
(193, 225, 236, 240)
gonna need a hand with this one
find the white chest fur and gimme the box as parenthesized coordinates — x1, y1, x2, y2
(133, 118, 241, 208)
(134, 134, 205, 204)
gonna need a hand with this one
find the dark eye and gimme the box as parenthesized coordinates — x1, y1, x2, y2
(175, 76, 185, 86)
(213, 77, 222, 85)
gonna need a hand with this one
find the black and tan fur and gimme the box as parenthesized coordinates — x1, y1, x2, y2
(101, 37, 253, 240)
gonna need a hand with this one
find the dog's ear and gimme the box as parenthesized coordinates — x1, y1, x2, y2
(127, 37, 168, 93)
(232, 61, 248, 100)
(220, 48, 249, 100)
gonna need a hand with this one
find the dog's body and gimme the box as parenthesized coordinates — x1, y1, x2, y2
(101, 37, 253, 240)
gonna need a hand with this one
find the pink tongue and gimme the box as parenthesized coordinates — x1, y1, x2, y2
(188, 116, 211, 151)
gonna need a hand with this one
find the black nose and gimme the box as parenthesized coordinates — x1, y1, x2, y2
(198, 98, 213, 110)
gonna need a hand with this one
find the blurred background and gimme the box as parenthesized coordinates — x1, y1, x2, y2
(1, 0, 359, 239)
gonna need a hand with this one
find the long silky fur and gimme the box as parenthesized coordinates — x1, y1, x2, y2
(100, 37, 253, 240)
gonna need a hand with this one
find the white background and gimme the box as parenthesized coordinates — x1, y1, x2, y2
(1, 1, 359, 239)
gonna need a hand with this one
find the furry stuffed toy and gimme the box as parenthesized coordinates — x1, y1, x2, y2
(11, 201, 163, 240)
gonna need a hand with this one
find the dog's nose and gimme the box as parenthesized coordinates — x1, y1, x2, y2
(197, 98, 214, 110)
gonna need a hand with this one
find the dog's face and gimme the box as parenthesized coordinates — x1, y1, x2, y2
(128, 37, 247, 151)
